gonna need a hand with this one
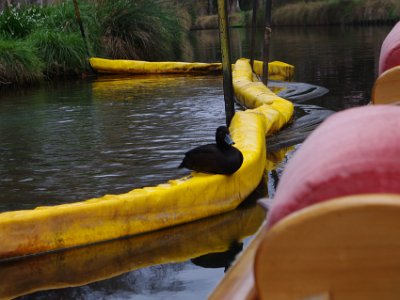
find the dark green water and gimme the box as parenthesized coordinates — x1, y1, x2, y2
(0, 75, 226, 211)
(0, 25, 394, 299)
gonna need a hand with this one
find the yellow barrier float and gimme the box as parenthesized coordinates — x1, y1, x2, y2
(0, 203, 265, 299)
(0, 58, 294, 260)
(89, 57, 294, 81)
(89, 57, 222, 74)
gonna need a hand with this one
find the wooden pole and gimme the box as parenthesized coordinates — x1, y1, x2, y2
(262, 0, 272, 85)
(72, 0, 90, 58)
(217, 0, 235, 126)
(249, 0, 258, 69)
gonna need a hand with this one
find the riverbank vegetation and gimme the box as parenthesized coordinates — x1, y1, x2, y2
(0, 39, 43, 84)
(1, 0, 399, 86)
(193, 0, 400, 29)
(98, 0, 183, 61)
(0, 0, 184, 86)
(273, 0, 400, 25)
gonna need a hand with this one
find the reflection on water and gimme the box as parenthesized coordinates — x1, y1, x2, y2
(191, 240, 243, 272)
(0, 26, 393, 299)
(267, 104, 335, 152)
(189, 26, 393, 110)
(268, 26, 389, 110)
(0, 75, 226, 212)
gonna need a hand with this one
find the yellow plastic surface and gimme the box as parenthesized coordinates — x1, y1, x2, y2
(371, 66, 400, 105)
(89, 57, 222, 74)
(0, 204, 265, 299)
(233, 58, 294, 134)
(89, 57, 294, 81)
(0, 58, 294, 260)
(252, 60, 294, 82)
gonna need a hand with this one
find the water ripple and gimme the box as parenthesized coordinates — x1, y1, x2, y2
(0, 75, 225, 211)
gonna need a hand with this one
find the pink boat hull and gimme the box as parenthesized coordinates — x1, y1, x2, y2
(379, 21, 400, 75)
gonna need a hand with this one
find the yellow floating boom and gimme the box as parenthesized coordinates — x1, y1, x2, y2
(89, 57, 294, 81)
(0, 58, 294, 260)
(0, 204, 265, 299)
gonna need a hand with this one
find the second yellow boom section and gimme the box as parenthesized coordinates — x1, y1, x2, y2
(89, 57, 294, 81)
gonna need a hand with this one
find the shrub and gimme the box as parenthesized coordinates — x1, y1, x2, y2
(97, 0, 183, 60)
(0, 6, 46, 39)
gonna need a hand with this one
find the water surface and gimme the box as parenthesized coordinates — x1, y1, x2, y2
(0, 75, 225, 211)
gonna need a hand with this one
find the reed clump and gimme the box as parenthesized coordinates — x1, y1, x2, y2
(98, 0, 183, 60)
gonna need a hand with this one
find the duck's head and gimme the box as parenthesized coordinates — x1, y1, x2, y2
(216, 126, 234, 148)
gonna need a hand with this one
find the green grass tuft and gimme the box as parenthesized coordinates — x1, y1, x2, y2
(0, 39, 43, 85)
(98, 0, 183, 60)
(28, 30, 88, 75)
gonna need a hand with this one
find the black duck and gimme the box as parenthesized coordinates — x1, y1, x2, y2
(178, 126, 243, 175)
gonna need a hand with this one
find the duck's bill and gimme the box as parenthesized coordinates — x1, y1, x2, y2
(225, 134, 235, 145)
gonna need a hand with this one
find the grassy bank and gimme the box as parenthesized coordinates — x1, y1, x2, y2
(273, 0, 400, 25)
(0, 0, 185, 86)
(0, 39, 43, 85)
(193, 0, 400, 29)
(193, 11, 252, 30)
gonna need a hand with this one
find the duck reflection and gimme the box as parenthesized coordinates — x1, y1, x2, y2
(191, 240, 244, 272)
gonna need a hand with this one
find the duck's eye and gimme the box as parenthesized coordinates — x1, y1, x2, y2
(224, 134, 235, 145)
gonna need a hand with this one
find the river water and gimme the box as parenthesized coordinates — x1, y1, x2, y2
(0, 25, 394, 299)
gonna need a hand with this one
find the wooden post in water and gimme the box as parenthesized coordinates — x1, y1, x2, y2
(73, 0, 90, 58)
(249, 0, 259, 68)
(262, 0, 272, 85)
(217, 0, 235, 127)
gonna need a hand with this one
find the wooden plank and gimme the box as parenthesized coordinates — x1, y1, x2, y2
(255, 194, 400, 300)
(371, 66, 400, 105)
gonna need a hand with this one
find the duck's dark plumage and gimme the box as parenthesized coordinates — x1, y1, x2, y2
(178, 126, 243, 175)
